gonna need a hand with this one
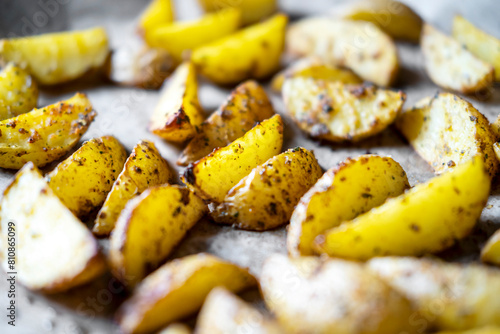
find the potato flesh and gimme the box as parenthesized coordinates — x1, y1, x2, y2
(436, 328, 500, 334)
(0, 63, 38, 120)
(182, 114, 283, 203)
(198, 0, 277, 25)
(283, 77, 405, 142)
(178, 80, 274, 166)
(315, 157, 490, 260)
(158, 324, 192, 334)
(287, 155, 409, 257)
(0, 93, 96, 169)
(0, 163, 105, 292)
(481, 230, 500, 265)
(138, 0, 174, 41)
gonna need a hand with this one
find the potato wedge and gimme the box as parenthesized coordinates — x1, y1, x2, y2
(0, 163, 106, 293)
(159, 324, 191, 334)
(0, 93, 96, 169)
(287, 155, 409, 257)
(212, 147, 322, 231)
(396, 93, 498, 176)
(453, 15, 500, 81)
(93, 140, 173, 236)
(421, 24, 494, 94)
(368, 257, 500, 331)
(286, 18, 398, 86)
(196, 287, 284, 334)
(0, 27, 109, 85)
(116, 253, 256, 334)
(147, 8, 241, 64)
(46, 136, 127, 219)
(191, 14, 287, 85)
(283, 77, 405, 142)
(182, 114, 283, 203)
(314, 157, 490, 260)
(138, 0, 174, 41)
(198, 0, 277, 25)
(149, 62, 204, 143)
(0, 63, 38, 120)
(481, 230, 500, 265)
(260, 254, 414, 334)
(436, 328, 500, 334)
(332, 0, 423, 43)
(178, 80, 274, 166)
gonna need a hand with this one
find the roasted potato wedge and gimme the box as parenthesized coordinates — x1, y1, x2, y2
(212, 147, 322, 231)
(436, 328, 500, 334)
(421, 24, 494, 94)
(0, 27, 109, 85)
(396, 93, 498, 176)
(46, 136, 127, 219)
(332, 0, 423, 43)
(453, 15, 500, 81)
(314, 157, 490, 260)
(287, 155, 409, 257)
(137, 0, 174, 41)
(368, 257, 500, 331)
(93, 140, 173, 236)
(149, 62, 204, 143)
(481, 229, 500, 265)
(191, 14, 287, 85)
(196, 287, 284, 334)
(0, 163, 106, 293)
(260, 254, 414, 334)
(117, 253, 256, 334)
(0, 93, 96, 169)
(0, 63, 38, 120)
(283, 77, 405, 142)
(159, 324, 192, 334)
(198, 0, 277, 25)
(286, 18, 398, 86)
(147, 8, 241, 64)
(182, 114, 283, 203)
(178, 80, 274, 166)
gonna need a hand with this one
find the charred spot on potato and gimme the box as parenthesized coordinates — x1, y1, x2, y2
(183, 164, 196, 184)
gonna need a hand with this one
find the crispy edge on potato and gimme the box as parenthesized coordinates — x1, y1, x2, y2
(211, 147, 322, 231)
(149, 62, 204, 143)
(314, 157, 490, 260)
(198, 0, 277, 25)
(260, 254, 414, 334)
(46, 136, 127, 219)
(191, 14, 288, 85)
(283, 77, 405, 142)
(137, 0, 175, 41)
(178, 80, 274, 166)
(421, 24, 494, 94)
(116, 253, 257, 334)
(287, 155, 409, 257)
(93, 140, 173, 236)
(396, 93, 498, 176)
(182, 114, 283, 203)
(0, 92, 96, 169)
(0, 27, 109, 85)
(0, 162, 106, 293)
(0, 63, 38, 120)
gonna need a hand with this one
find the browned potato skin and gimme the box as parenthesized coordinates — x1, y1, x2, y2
(178, 80, 274, 166)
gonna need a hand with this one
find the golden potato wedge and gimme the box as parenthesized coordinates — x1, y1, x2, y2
(138, 0, 174, 41)
(46, 136, 127, 219)
(287, 155, 409, 257)
(453, 15, 500, 81)
(481, 230, 500, 265)
(182, 114, 283, 203)
(149, 62, 204, 143)
(286, 18, 398, 86)
(396, 93, 498, 176)
(147, 8, 241, 64)
(191, 14, 287, 85)
(196, 287, 284, 334)
(368, 257, 500, 331)
(178, 80, 274, 166)
(332, 0, 423, 43)
(93, 140, 173, 236)
(0, 93, 96, 169)
(421, 24, 494, 94)
(159, 323, 191, 334)
(0, 63, 38, 120)
(0, 163, 106, 293)
(260, 254, 414, 334)
(283, 77, 405, 142)
(116, 253, 257, 334)
(0, 27, 109, 85)
(212, 147, 322, 231)
(436, 328, 500, 334)
(270, 57, 361, 92)
(198, 0, 277, 25)
(314, 157, 490, 260)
